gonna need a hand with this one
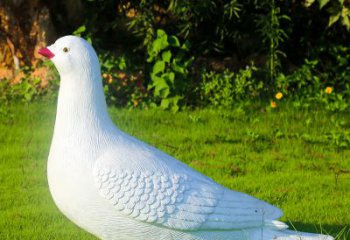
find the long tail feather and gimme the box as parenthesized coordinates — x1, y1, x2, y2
(247, 228, 334, 240)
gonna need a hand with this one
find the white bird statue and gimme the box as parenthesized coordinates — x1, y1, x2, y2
(39, 36, 333, 240)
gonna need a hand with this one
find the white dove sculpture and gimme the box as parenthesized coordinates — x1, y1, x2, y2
(39, 36, 333, 240)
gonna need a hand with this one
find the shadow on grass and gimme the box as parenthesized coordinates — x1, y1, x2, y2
(288, 221, 349, 239)
(204, 135, 242, 145)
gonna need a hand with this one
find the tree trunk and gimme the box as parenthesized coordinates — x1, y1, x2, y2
(0, 0, 56, 80)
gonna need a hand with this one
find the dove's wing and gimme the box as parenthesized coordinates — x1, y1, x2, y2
(93, 135, 283, 231)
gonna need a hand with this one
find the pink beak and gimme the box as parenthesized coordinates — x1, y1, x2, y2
(38, 47, 55, 59)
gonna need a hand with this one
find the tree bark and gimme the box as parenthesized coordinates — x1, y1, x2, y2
(0, 0, 56, 80)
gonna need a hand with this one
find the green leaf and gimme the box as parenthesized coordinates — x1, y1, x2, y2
(160, 99, 170, 109)
(33, 78, 41, 85)
(152, 38, 168, 53)
(162, 51, 172, 63)
(319, 0, 330, 9)
(152, 61, 165, 74)
(152, 29, 168, 52)
(304, 0, 315, 7)
(159, 88, 170, 98)
(171, 104, 180, 113)
(146, 51, 156, 62)
(118, 57, 127, 70)
(156, 29, 167, 38)
(181, 40, 191, 51)
(184, 56, 195, 68)
(168, 36, 180, 47)
(172, 60, 185, 74)
(329, 12, 341, 27)
(86, 37, 92, 44)
(149, 102, 157, 108)
(161, 72, 175, 85)
(342, 14, 350, 30)
(24, 93, 32, 101)
(73, 25, 86, 36)
(151, 76, 169, 98)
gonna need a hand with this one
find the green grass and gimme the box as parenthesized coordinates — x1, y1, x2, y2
(0, 102, 349, 239)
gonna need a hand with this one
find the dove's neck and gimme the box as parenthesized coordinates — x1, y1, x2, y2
(53, 70, 113, 140)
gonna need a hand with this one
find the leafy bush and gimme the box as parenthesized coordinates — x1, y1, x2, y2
(275, 56, 349, 112)
(0, 65, 58, 105)
(305, 0, 350, 30)
(276, 59, 320, 98)
(200, 65, 261, 108)
(146, 29, 194, 111)
(128, 0, 241, 53)
(317, 44, 350, 96)
(99, 52, 148, 108)
(256, 0, 290, 83)
(3, 1, 350, 112)
(0, 63, 59, 119)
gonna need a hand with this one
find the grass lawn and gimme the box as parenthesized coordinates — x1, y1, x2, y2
(0, 102, 349, 239)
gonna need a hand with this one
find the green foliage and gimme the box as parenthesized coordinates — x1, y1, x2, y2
(147, 29, 194, 111)
(73, 25, 93, 44)
(200, 69, 235, 107)
(317, 44, 350, 95)
(306, 0, 350, 30)
(0, 62, 59, 119)
(99, 52, 148, 108)
(0, 77, 40, 104)
(38, 0, 350, 112)
(167, 0, 241, 53)
(128, 0, 241, 53)
(200, 65, 261, 107)
(256, 0, 290, 83)
(0, 71, 58, 106)
(276, 59, 320, 98)
(3, 1, 350, 111)
(275, 57, 349, 112)
(326, 130, 350, 149)
(127, 0, 157, 48)
(321, 92, 348, 112)
(59, 0, 350, 58)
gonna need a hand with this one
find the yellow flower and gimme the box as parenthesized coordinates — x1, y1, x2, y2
(325, 87, 333, 94)
(126, 8, 135, 18)
(107, 77, 113, 84)
(270, 101, 277, 108)
(102, 73, 108, 79)
(275, 92, 283, 100)
(118, 72, 126, 79)
(132, 99, 139, 107)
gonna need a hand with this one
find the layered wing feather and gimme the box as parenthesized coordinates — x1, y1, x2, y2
(93, 157, 282, 231)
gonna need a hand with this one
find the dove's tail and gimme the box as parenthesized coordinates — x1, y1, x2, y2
(188, 222, 334, 240)
(244, 220, 334, 240)
(248, 228, 334, 240)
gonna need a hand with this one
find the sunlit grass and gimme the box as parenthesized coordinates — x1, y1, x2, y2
(0, 102, 349, 239)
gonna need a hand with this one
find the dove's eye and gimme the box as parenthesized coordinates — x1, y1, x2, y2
(63, 47, 69, 53)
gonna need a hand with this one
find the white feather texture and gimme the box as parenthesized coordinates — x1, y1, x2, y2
(46, 35, 334, 240)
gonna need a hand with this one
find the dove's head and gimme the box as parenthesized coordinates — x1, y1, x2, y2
(39, 35, 100, 77)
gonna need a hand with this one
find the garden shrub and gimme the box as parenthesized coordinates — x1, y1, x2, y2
(0, 62, 59, 119)
(146, 29, 194, 112)
(200, 65, 261, 108)
(275, 59, 320, 99)
(0, 63, 59, 105)
(317, 44, 350, 97)
(99, 52, 148, 108)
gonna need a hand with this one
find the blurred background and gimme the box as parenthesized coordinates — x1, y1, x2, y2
(1, 0, 350, 109)
(0, 0, 350, 239)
